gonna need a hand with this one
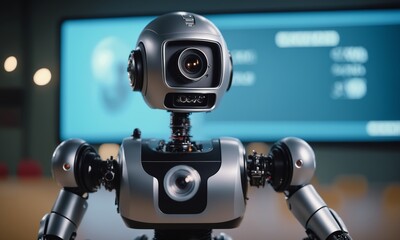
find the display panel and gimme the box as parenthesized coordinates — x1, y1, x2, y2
(60, 10, 400, 142)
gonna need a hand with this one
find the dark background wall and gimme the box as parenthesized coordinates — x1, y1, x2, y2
(1, 0, 400, 183)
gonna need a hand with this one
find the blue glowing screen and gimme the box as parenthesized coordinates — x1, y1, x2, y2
(60, 10, 400, 142)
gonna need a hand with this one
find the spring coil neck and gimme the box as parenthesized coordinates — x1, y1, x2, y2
(166, 112, 199, 152)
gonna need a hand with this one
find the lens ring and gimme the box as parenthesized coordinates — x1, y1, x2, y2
(178, 48, 208, 81)
(164, 165, 201, 202)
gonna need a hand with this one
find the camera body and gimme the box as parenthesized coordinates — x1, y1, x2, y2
(118, 137, 247, 229)
(128, 12, 233, 112)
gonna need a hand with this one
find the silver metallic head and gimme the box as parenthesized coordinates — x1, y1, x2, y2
(127, 12, 233, 112)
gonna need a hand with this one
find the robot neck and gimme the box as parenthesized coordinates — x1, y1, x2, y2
(165, 112, 201, 152)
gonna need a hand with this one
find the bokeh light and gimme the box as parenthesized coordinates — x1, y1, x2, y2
(33, 68, 52, 86)
(98, 143, 120, 160)
(4, 56, 18, 72)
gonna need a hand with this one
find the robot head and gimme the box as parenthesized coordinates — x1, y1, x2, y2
(127, 12, 233, 112)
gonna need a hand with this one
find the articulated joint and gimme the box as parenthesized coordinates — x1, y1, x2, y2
(51, 139, 120, 194)
(247, 137, 315, 191)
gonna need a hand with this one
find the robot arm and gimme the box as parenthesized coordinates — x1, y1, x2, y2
(247, 137, 351, 240)
(38, 189, 87, 240)
(38, 139, 119, 240)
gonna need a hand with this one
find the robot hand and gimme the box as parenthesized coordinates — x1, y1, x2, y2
(38, 139, 119, 240)
(247, 137, 352, 240)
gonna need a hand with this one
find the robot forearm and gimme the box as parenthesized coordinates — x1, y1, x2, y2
(38, 189, 87, 240)
(286, 184, 351, 240)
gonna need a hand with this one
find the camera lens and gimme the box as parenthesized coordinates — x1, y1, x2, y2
(164, 165, 201, 202)
(175, 175, 192, 191)
(178, 48, 208, 81)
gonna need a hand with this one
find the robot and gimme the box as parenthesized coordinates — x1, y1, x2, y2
(38, 12, 351, 240)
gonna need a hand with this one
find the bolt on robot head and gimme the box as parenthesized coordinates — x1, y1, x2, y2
(127, 12, 233, 113)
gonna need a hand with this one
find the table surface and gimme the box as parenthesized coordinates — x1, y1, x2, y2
(0, 177, 399, 239)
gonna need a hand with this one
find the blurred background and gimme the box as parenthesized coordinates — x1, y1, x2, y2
(1, 0, 400, 239)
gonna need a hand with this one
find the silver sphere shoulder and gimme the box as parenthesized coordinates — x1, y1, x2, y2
(52, 139, 86, 188)
(280, 137, 316, 186)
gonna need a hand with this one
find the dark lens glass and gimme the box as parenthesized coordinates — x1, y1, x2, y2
(175, 175, 191, 191)
(183, 54, 203, 74)
(164, 165, 200, 202)
(178, 48, 208, 81)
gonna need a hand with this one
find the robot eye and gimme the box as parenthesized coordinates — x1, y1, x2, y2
(164, 40, 221, 89)
(178, 48, 208, 81)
